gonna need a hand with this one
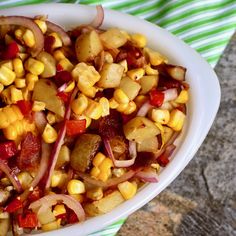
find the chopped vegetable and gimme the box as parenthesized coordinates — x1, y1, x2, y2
(0, 141, 17, 160)
(4, 198, 23, 213)
(66, 119, 86, 136)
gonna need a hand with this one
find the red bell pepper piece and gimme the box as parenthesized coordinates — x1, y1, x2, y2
(149, 90, 164, 107)
(68, 211, 78, 224)
(16, 100, 32, 116)
(57, 91, 70, 103)
(66, 120, 86, 136)
(4, 198, 23, 213)
(56, 64, 64, 72)
(0, 141, 17, 160)
(18, 213, 38, 228)
(2, 41, 19, 60)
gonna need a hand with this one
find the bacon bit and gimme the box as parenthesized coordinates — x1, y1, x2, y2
(44, 35, 55, 53)
(54, 70, 72, 87)
(132, 152, 155, 170)
(158, 75, 182, 89)
(68, 210, 78, 224)
(17, 132, 40, 171)
(121, 113, 136, 124)
(1, 41, 19, 60)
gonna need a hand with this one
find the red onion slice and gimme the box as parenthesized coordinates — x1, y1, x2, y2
(104, 139, 137, 168)
(90, 5, 104, 28)
(0, 161, 22, 192)
(163, 88, 178, 102)
(135, 168, 158, 183)
(29, 194, 85, 222)
(137, 102, 153, 117)
(0, 16, 44, 57)
(34, 111, 47, 134)
(46, 20, 71, 46)
(57, 83, 67, 93)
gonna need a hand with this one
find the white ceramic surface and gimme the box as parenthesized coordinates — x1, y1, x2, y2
(0, 4, 221, 236)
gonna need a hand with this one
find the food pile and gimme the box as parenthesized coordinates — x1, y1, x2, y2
(0, 6, 189, 235)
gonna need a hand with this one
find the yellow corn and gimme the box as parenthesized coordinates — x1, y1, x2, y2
(25, 58, 44, 75)
(2, 87, 12, 105)
(118, 60, 128, 73)
(151, 108, 170, 124)
(14, 78, 26, 88)
(0, 83, 4, 93)
(116, 103, 129, 113)
(145, 64, 158, 75)
(118, 181, 137, 200)
(42, 123, 58, 143)
(46, 112, 56, 125)
(99, 97, 110, 117)
(70, 194, 84, 203)
(67, 179, 85, 195)
(58, 58, 74, 72)
(23, 29, 35, 47)
(104, 52, 114, 64)
(53, 205, 66, 217)
(174, 90, 189, 104)
(90, 166, 100, 178)
(123, 101, 137, 115)
(80, 86, 97, 98)
(131, 33, 147, 48)
(99, 158, 113, 172)
(113, 89, 129, 104)
(1, 177, 11, 186)
(84, 100, 102, 120)
(53, 50, 66, 61)
(18, 53, 29, 62)
(34, 19, 47, 34)
(127, 68, 145, 81)
(76, 115, 91, 128)
(86, 187, 103, 201)
(144, 47, 168, 66)
(134, 95, 148, 108)
(0, 60, 13, 70)
(0, 66, 16, 86)
(0, 105, 23, 129)
(3, 119, 35, 141)
(167, 109, 186, 131)
(112, 168, 125, 178)
(51, 170, 67, 188)
(12, 58, 24, 77)
(64, 81, 75, 93)
(109, 98, 119, 109)
(32, 101, 46, 112)
(56, 145, 70, 169)
(17, 171, 33, 190)
(10, 86, 23, 103)
(93, 152, 106, 167)
(14, 28, 24, 41)
(42, 221, 60, 232)
(71, 93, 88, 115)
(49, 32, 63, 49)
(151, 163, 160, 172)
(21, 87, 30, 101)
(98, 171, 110, 182)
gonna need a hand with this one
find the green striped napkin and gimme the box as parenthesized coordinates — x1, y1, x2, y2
(0, 0, 235, 235)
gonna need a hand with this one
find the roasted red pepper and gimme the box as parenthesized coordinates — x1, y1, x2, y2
(5, 198, 23, 213)
(68, 211, 78, 224)
(17, 100, 32, 116)
(28, 187, 42, 202)
(149, 90, 164, 107)
(0, 141, 17, 160)
(54, 71, 72, 87)
(57, 91, 70, 103)
(66, 120, 86, 136)
(18, 213, 38, 228)
(2, 41, 19, 60)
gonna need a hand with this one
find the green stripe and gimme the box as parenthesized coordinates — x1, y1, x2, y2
(205, 54, 221, 64)
(111, 0, 144, 11)
(196, 38, 229, 53)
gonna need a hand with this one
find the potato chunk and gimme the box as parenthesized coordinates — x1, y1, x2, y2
(37, 51, 56, 78)
(140, 75, 158, 94)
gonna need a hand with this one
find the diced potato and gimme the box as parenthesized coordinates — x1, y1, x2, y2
(32, 79, 65, 117)
(139, 75, 158, 94)
(37, 208, 56, 225)
(84, 190, 124, 216)
(75, 30, 103, 62)
(144, 47, 167, 66)
(100, 28, 128, 49)
(37, 51, 56, 78)
(0, 218, 10, 236)
(97, 63, 124, 88)
(119, 76, 141, 100)
(137, 136, 159, 152)
(165, 64, 186, 81)
(123, 117, 160, 143)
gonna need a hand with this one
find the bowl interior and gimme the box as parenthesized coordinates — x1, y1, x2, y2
(0, 4, 221, 236)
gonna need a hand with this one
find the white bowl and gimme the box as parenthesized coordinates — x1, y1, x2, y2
(0, 3, 221, 236)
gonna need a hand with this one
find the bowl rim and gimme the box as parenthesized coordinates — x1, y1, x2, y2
(0, 3, 221, 236)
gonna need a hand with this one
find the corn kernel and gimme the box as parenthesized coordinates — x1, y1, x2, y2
(131, 33, 147, 48)
(145, 64, 158, 75)
(104, 52, 113, 64)
(0, 83, 4, 93)
(18, 53, 29, 61)
(32, 101, 46, 111)
(22, 87, 30, 101)
(112, 168, 125, 178)
(167, 109, 186, 131)
(127, 68, 145, 81)
(3, 124, 17, 140)
(0, 66, 16, 86)
(46, 112, 56, 125)
(97, 172, 109, 182)
(67, 179, 85, 195)
(34, 19, 47, 34)
(118, 181, 137, 200)
(109, 98, 119, 109)
(14, 28, 24, 41)
(23, 29, 35, 47)
(71, 94, 88, 115)
(64, 81, 75, 93)
(123, 101, 137, 115)
(1, 177, 11, 186)
(151, 163, 160, 172)
(80, 86, 97, 98)
(13, 58, 24, 77)
(56, 145, 70, 169)
(17, 171, 33, 190)
(99, 158, 113, 172)
(53, 205, 66, 217)
(42, 123, 58, 143)
(90, 166, 100, 178)
(70, 194, 84, 203)
(174, 90, 189, 104)
(49, 32, 63, 49)
(84, 100, 102, 120)
(116, 103, 129, 113)
(25, 58, 44, 75)
(10, 86, 23, 103)
(0, 60, 13, 70)
(53, 50, 66, 61)
(86, 187, 103, 200)
(151, 109, 170, 124)
(113, 89, 129, 104)
(93, 152, 106, 167)
(144, 47, 167, 66)
(58, 58, 74, 72)
(118, 60, 128, 73)
(99, 97, 110, 117)
(14, 78, 26, 88)
(42, 221, 60, 232)
(76, 115, 91, 128)
(51, 170, 67, 188)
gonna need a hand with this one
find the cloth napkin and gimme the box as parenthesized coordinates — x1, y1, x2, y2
(0, 0, 235, 235)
